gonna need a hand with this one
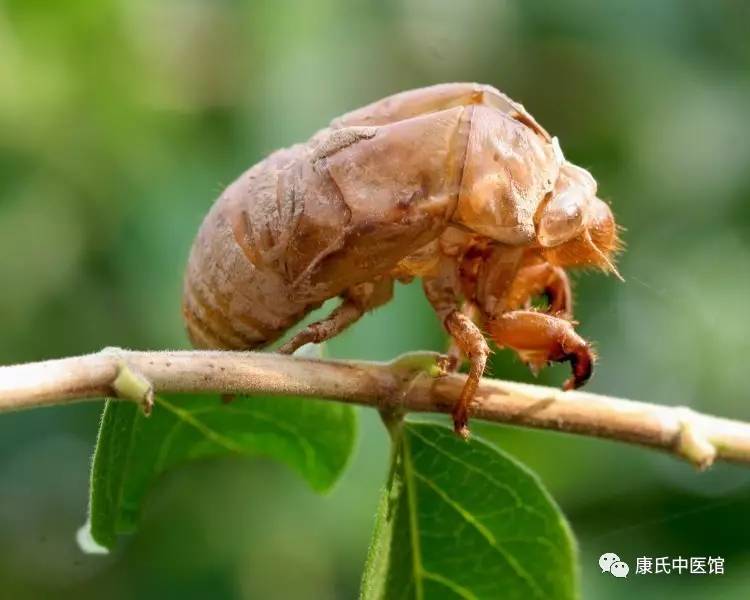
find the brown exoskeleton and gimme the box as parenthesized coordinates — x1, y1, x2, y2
(183, 83, 621, 437)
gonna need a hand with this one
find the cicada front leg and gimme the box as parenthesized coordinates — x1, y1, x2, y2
(488, 310, 594, 390)
(505, 261, 573, 319)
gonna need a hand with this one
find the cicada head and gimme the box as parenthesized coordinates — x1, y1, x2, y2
(537, 161, 622, 278)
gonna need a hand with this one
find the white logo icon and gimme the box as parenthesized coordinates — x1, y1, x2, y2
(611, 561, 630, 578)
(599, 553, 620, 573)
(600, 553, 629, 578)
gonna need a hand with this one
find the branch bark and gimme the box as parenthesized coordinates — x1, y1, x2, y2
(1, 348, 748, 470)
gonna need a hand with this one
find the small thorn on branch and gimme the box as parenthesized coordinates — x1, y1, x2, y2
(379, 351, 449, 430)
(388, 351, 449, 378)
(675, 408, 717, 470)
(112, 364, 154, 416)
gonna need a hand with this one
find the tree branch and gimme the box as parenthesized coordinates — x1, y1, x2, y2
(1, 348, 748, 470)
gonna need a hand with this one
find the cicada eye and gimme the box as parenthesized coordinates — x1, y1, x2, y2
(537, 191, 586, 247)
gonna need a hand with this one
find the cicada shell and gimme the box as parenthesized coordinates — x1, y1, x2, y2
(183, 83, 620, 436)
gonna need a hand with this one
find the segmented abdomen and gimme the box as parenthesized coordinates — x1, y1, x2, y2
(183, 146, 324, 349)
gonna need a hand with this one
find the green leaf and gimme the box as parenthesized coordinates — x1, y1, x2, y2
(361, 422, 577, 600)
(84, 393, 357, 549)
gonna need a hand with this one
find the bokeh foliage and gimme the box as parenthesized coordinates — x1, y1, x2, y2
(1, 0, 750, 598)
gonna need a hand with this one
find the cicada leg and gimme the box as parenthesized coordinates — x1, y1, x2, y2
(423, 258, 490, 439)
(504, 261, 573, 319)
(444, 301, 483, 373)
(278, 278, 393, 354)
(488, 310, 594, 390)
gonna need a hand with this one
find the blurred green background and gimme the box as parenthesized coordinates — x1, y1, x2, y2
(1, 0, 749, 598)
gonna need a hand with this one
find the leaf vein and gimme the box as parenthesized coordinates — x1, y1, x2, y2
(409, 426, 548, 521)
(155, 396, 245, 454)
(421, 570, 479, 600)
(413, 470, 548, 600)
(153, 419, 184, 474)
(401, 432, 425, 600)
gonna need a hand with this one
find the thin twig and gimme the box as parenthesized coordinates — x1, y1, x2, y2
(1, 348, 748, 469)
